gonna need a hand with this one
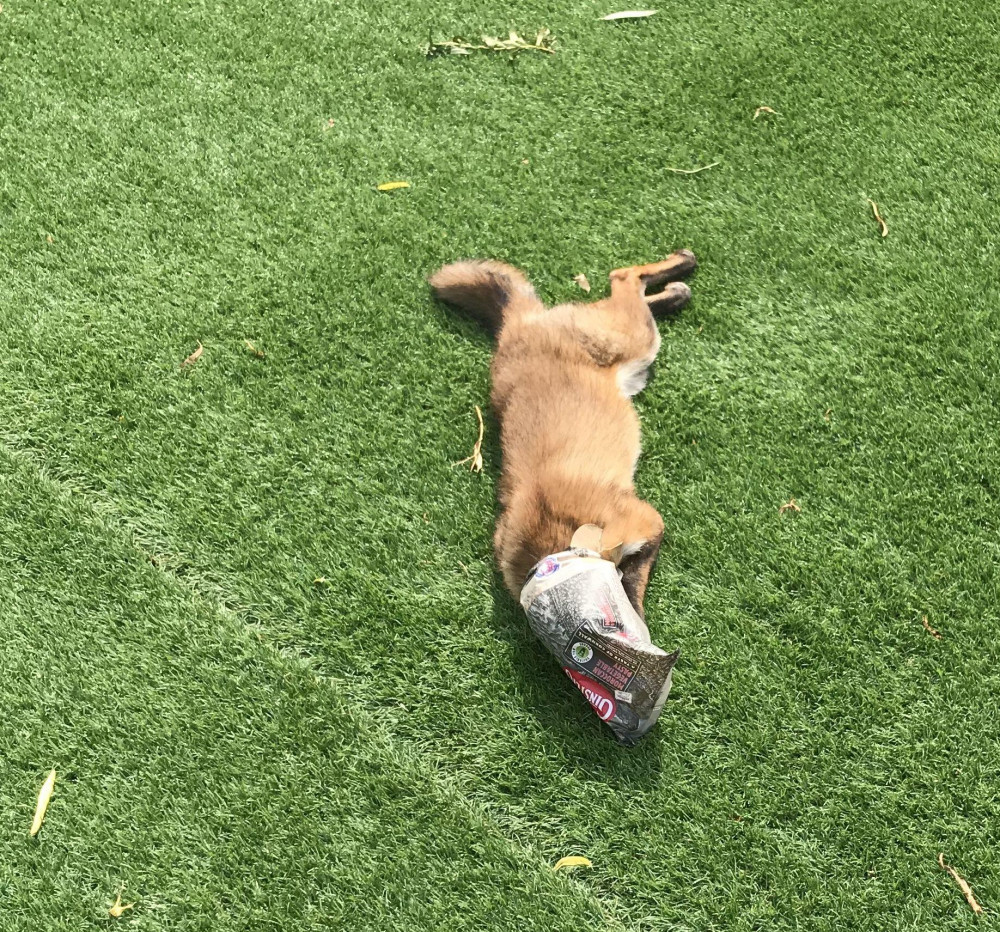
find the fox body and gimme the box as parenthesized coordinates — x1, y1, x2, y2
(430, 250, 696, 617)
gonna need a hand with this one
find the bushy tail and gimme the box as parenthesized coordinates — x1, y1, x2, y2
(428, 260, 539, 333)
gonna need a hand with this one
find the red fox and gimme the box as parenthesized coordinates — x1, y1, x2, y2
(430, 250, 696, 617)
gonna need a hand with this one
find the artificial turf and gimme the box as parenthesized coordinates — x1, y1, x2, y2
(2, 0, 1000, 928)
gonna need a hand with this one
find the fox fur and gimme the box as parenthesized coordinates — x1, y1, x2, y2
(429, 250, 697, 617)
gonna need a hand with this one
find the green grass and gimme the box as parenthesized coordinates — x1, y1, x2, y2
(2, 0, 1000, 928)
(0, 451, 606, 930)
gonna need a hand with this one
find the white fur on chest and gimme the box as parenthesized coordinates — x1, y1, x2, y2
(616, 328, 661, 397)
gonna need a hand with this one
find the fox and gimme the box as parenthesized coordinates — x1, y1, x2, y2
(429, 249, 697, 619)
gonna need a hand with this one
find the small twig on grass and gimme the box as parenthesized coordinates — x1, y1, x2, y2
(922, 615, 942, 639)
(426, 29, 555, 57)
(753, 106, 778, 119)
(778, 498, 801, 514)
(868, 199, 889, 237)
(453, 405, 485, 473)
(663, 161, 720, 175)
(939, 853, 984, 914)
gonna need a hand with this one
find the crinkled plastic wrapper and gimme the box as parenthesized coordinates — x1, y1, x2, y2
(520, 548, 679, 745)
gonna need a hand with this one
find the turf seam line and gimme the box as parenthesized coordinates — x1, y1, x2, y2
(2, 441, 632, 932)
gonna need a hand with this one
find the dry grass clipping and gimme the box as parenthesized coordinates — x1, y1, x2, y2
(453, 405, 485, 473)
(753, 106, 778, 119)
(868, 199, 889, 237)
(939, 853, 984, 914)
(244, 339, 266, 358)
(181, 342, 204, 368)
(778, 498, 801, 514)
(108, 891, 135, 919)
(427, 29, 554, 57)
(29, 769, 56, 837)
(922, 614, 942, 639)
(663, 161, 720, 175)
(601, 10, 656, 19)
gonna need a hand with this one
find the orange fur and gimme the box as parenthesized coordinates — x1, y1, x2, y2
(430, 250, 697, 616)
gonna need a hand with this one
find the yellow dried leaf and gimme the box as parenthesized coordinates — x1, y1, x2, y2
(29, 769, 56, 837)
(573, 273, 591, 293)
(376, 181, 411, 192)
(108, 892, 135, 919)
(553, 856, 593, 870)
(181, 342, 204, 368)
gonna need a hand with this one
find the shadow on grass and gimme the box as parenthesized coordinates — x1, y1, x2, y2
(487, 555, 666, 790)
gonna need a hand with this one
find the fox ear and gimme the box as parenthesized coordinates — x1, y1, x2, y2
(571, 524, 604, 553)
(605, 541, 625, 565)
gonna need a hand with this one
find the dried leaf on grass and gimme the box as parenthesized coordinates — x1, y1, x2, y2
(244, 339, 266, 358)
(573, 273, 591, 293)
(939, 853, 984, 914)
(778, 498, 801, 514)
(108, 891, 135, 919)
(46, 234, 54, 244)
(753, 106, 778, 119)
(427, 29, 555, 57)
(181, 342, 203, 368)
(868, 199, 889, 237)
(376, 181, 411, 192)
(823, 407, 833, 421)
(601, 10, 656, 19)
(453, 405, 485, 473)
(554, 856, 593, 870)
(922, 615, 942, 639)
(663, 161, 720, 175)
(29, 769, 56, 837)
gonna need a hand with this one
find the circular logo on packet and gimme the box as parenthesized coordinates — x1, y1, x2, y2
(535, 557, 560, 578)
(571, 642, 593, 664)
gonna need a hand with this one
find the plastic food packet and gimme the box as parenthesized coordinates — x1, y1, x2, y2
(519, 527, 680, 745)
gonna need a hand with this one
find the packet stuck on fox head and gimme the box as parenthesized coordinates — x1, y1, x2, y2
(519, 528, 679, 745)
